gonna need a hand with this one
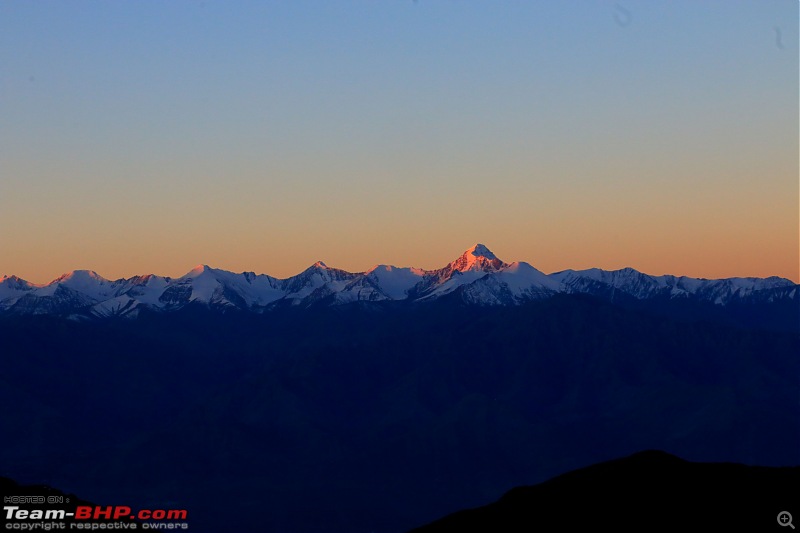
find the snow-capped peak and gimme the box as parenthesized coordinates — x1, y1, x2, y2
(450, 244, 506, 273)
(53, 270, 108, 284)
(0, 275, 36, 299)
(38, 269, 119, 301)
(183, 265, 215, 279)
(312, 261, 328, 269)
(468, 244, 497, 259)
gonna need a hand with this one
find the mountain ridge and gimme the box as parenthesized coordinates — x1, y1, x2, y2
(1, 244, 796, 318)
(408, 450, 800, 532)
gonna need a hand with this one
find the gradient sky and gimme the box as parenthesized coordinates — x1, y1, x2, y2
(2, 1, 797, 283)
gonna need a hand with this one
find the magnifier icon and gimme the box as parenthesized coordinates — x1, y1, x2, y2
(779, 511, 795, 529)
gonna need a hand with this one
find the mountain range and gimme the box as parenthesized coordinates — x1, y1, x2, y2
(2, 244, 796, 318)
(2, 244, 798, 532)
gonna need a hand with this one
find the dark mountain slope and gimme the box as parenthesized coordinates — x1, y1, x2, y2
(409, 450, 800, 532)
(1, 295, 797, 532)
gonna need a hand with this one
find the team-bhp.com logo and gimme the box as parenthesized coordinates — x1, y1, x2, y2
(4, 503, 189, 530)
(73, 507, 187, 521)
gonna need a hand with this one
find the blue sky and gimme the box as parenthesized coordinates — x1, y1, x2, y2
(1, 1, 797, 282)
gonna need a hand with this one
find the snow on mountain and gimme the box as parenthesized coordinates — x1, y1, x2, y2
(449, 243, 506, 272)
(160, 265, 284, 308)
(0, 270, 124, 314)
(495, 261, 561, 296)
(332, 265, 429, 303)
(280, 262, 360, 303)
(551, 267, 666, 300)
(80, 274, 170, 318)
(49, 270, 123, 301)
(688, 276, 796, 304)
(118, 274, 172, 306)
(364, 265, 426, 300)
(8, 285, 96, 315)
(334, 276, 391, 303)
(415, 269, 493, 300)
(438, 243, 507, 278)
(441, 260, 559, 305)
(1, 244, 796, 317)
(552, 268, 797, 304)
(413, 244, 510, 300)
(0, 275, 37, 303)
